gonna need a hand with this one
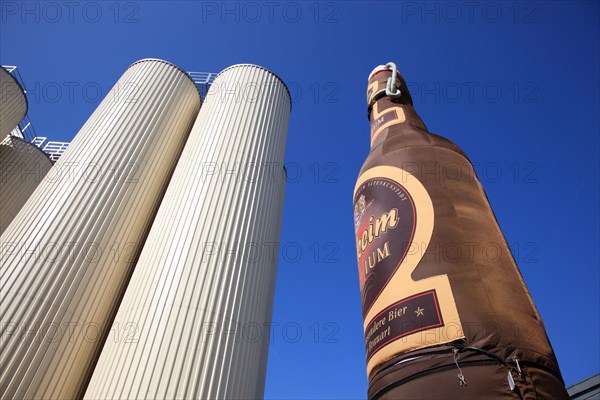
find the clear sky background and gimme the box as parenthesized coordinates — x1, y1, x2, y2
(1, 1, 598, 398)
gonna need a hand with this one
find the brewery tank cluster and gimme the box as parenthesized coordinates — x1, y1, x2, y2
(0, 66, 54, 235)
(0, 60, 290, 399)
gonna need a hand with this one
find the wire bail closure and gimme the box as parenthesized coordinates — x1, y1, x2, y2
(367, 62, 404, 119)
(385, 62, 402, 99)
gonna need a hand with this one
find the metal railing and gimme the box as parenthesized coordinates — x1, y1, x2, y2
(187, 71, 217, 99)
(30, 137, 46, 148)
(2, 65, 20, 78)
(17, 115, 37, 142)
(2, 65, 38, 142)
(31, 137, 71, 162)
(2, 65, 70, 161)
(42, 141, 70, 162)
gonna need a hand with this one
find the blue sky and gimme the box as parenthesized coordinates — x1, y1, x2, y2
(1, 1, 598, 398)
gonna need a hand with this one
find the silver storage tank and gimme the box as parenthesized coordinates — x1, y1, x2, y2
(0, 59, 201, 399)
(0, 66, 27, 141)
(85, 64, 290, 399)
(0, 135, 53, 235)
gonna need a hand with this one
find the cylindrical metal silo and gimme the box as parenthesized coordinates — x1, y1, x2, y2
(0, 135, 53, 235)
(0, 66, 28, 141)
(0, 59, 201, 399)
(85, 64, 290, 399)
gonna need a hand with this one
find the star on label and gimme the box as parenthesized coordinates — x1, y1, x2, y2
(415, 307, 425, 317)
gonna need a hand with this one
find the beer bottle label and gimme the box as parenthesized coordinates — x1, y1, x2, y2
(353, 166, 464, 376)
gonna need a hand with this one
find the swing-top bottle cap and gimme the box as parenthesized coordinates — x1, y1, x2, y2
(368, 65, 393, 81)
(367, 63, 413, 107)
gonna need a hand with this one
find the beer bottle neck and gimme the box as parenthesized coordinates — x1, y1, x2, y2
(368, 98, 428, 148)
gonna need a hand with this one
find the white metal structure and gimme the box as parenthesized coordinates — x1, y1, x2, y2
(0, 59, 201, 399)
(29, 137, 70, 161)
(85, 64, 290, 399)
(187, 70, 217, 98)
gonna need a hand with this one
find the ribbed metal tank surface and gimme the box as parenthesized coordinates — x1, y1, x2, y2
(0, 66, 27, 141)
(0, 59, 201, 399)
(85, 64, 290, 400)
(0, 135, 53, 235)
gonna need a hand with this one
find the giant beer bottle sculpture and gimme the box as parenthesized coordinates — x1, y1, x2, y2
(353, 63, 569, 399)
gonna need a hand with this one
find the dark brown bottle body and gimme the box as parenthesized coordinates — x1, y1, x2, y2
(354, 66, 569, 399)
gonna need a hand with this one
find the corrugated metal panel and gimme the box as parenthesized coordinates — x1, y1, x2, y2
(568, 373, 600, 400)
(0, 66, 27, 141)
(0, 59, 201, 399)
(85, 64, 290, 399)
(0, 135, 53, 235)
